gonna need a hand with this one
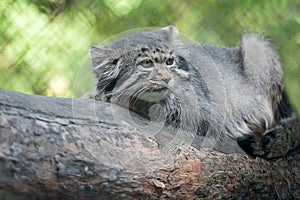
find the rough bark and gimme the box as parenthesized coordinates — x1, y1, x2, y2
(0, 89, 299, 200)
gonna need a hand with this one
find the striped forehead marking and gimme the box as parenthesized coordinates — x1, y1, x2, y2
(138, 47, 172, 63)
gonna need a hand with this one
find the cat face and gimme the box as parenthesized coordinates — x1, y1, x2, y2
(129, 47, 176, 102)
(90, 26, 191, 103)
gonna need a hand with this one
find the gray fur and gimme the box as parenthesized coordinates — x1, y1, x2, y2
(90, 26, 299, 159)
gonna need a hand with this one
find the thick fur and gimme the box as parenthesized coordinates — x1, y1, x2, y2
(90, 26, 299, 159)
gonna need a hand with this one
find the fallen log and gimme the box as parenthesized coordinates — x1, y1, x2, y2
(0, 89, 299, 199)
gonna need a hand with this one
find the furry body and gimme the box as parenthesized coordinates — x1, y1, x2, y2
(90, 26, 299, 159)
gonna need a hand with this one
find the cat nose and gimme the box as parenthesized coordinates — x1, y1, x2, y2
(162, 77, 172, 84)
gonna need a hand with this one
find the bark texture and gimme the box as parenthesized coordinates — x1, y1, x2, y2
(0, 89, 299, 200)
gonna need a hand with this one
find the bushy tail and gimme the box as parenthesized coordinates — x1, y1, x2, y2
(238, 92, 300, 160)
(238, 116, 300, 160)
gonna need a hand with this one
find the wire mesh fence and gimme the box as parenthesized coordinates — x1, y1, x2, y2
(0, 0, 300, 111)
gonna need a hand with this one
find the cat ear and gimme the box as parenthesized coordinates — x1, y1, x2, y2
(90, 45, 120, 92)
(90, 45, 119, 74)
(159, 25, 179, 42)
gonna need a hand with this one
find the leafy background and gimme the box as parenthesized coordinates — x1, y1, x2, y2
(1, 0, 299, 113)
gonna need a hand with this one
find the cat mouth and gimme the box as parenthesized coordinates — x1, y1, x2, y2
(150, 85, 169, 92)
(137, 84, 170, 102)
(148, 82, 169, 92)
(152, 86, 168, 92)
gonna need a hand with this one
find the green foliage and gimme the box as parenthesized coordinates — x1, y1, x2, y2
(0, 0, 299, 112)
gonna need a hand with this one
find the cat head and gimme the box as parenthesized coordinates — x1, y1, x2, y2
(90, 25, 191, 103)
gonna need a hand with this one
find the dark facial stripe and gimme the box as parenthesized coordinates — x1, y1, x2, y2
(97, 74, 120, 92)
(177, 56, 189, 71)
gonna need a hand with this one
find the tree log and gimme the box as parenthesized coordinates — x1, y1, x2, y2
(0, 89, 299, 200)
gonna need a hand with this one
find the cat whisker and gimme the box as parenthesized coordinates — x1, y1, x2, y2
(116, 84, 144, 103)
(132, 86, 148, 104)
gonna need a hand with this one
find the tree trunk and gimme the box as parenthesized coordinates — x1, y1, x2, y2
(0, 89, 299, 200)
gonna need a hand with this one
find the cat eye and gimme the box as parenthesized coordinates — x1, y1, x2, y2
(141, 59, 154, 68)
(166, 58, 175, 65)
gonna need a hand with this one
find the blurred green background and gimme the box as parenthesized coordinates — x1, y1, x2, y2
(0, 0, 299, 113)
